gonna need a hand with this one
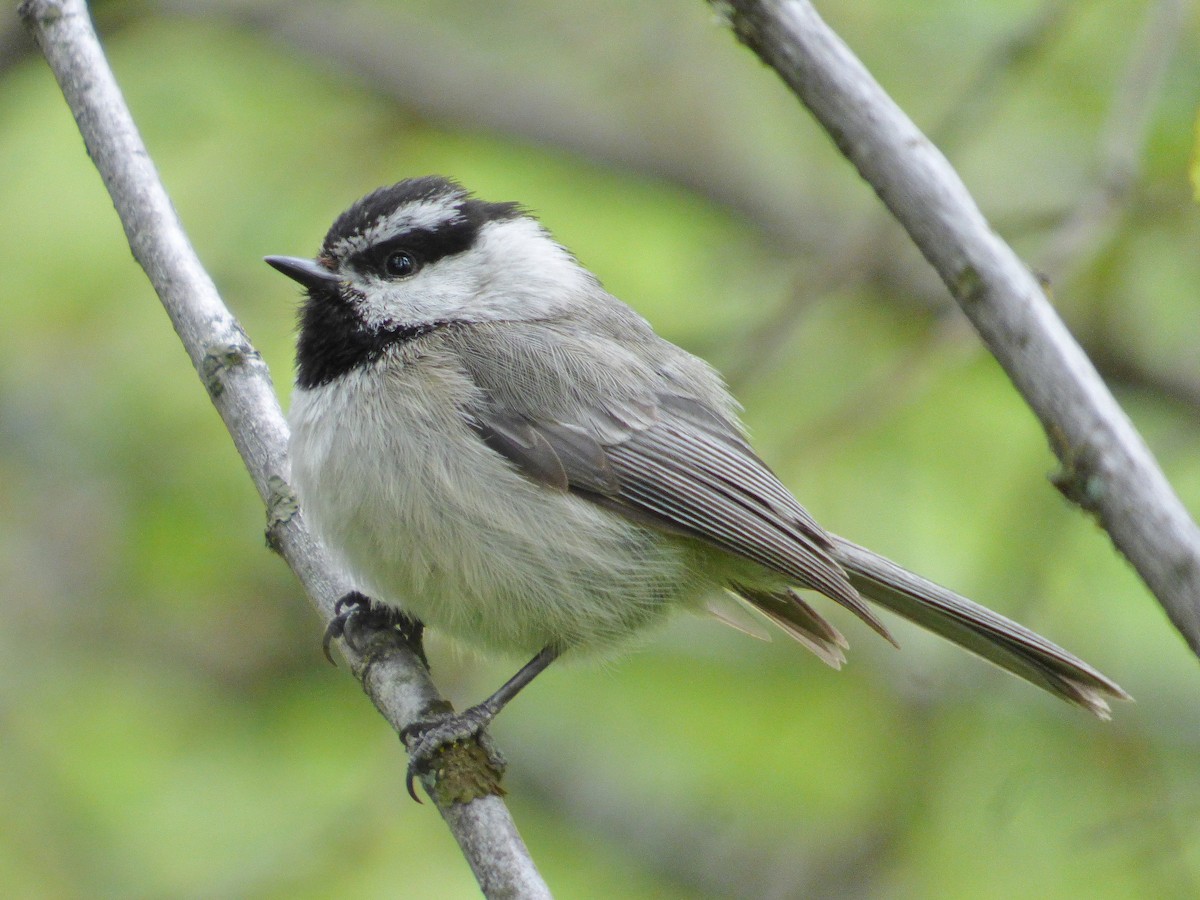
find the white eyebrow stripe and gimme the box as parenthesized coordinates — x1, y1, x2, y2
(328, 196, 464, 258)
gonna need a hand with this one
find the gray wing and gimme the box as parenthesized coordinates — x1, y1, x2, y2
(467, 397, 1130, 716)
(465, 391, 891, 640)
(444, 323, 1128, 715)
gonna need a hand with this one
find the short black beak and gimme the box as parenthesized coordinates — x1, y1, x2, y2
(264, 255, 343, 290)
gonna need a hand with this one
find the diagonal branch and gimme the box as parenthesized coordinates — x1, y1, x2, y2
(18, 1, 549, 896)
(714, 0, 1200, 653)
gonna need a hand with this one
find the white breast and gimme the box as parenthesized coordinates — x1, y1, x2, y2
(287, 351, 699, 655)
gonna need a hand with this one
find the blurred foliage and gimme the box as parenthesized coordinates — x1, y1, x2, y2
(2, 0, 1200, 897)
(1192, 108, 1200, 200)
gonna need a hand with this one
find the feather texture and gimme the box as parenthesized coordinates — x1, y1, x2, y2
(281, 179, 1128, 719)
(448, 322, 1126, 715)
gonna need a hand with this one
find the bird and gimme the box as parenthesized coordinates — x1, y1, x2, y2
(265, 175, 1127, 792)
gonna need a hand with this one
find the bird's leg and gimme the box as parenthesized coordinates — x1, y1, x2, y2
(401, 645, 561, 800)
(322, 590, 427, 668)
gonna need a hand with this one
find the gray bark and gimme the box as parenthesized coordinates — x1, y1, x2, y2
(18, 0, 550, 896)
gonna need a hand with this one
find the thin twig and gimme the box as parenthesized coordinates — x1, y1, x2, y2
(733, 0, 1187, 402)
(1087, 342, 1200, 415)
(1036, 0, 1186, 283)
(160, 0, 831, 249)
(725, 0, 1075, 387)
(714, 0, 1200, 653)
(18, 1, 549, 896)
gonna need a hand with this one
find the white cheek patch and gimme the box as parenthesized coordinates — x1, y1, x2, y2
(337, 217, 595, 333)
(466, 218, 594, 318)
(350, 276, 412, 331)
(350, 256, 481, 331)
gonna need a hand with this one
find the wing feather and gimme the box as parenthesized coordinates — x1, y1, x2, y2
(463, 391, 892, 642)
(437, 324, 1127, 715)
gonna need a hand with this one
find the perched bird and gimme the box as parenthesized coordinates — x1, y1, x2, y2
(266, 176, 1127, 788)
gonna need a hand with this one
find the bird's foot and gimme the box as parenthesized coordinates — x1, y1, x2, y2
(322, 591, 426, 667)
(400, 705, 507, 802)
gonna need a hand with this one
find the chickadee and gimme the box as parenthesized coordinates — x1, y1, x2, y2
(267, 176, 1127, 787)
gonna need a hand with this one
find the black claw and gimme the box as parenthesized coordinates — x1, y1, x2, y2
(321, 623, 343, 666)
(333, 592, 366, 618)
(401, 719, 437, 802)
(321, 591, 427, 667)
(321, 591, 369, 665)
(406, 765, 425, 803)
(396, 616, 429, 669)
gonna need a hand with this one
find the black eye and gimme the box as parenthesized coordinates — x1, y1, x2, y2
(384, 251, 418, 278)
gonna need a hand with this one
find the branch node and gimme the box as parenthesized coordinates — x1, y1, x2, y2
(416, 737, 508, 806)
(19, 0, 65, 30)
(1049, 439, 1106, 514)
(201, 340, 262, 399)
(264, 475, 299, 555)
(952, 263, 986, 303)
(349, 616, 428, 689)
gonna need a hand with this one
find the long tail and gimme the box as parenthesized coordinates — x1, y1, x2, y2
(825, 535, 1130, 718)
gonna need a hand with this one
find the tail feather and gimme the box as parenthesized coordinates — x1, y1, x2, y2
(828, 536, 1131, 718)
(734, 585, 848, 669)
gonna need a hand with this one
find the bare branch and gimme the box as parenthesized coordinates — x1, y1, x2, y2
(925, 0, 1073, 153)
(714, 0, 1200, 652)
(1035, 0, 1186, 283)
(724, 0, 1074, 388)
(18, 0, 549, 895)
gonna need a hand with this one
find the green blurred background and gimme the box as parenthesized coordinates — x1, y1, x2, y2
(3, 1, 1200, 896)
